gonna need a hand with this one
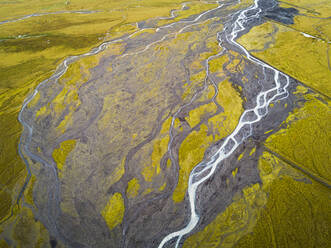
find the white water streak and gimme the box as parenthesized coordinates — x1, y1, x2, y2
(158, 0, 290, 247)
(15, 0, 222, 232)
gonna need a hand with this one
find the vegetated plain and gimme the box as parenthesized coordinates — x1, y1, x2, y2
(0, 0, 330, 247)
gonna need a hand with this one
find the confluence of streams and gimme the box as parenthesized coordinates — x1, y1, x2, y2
(15, 0, 225, 239)
(15, 0, 291, 246)
(158, 0, 290, 247)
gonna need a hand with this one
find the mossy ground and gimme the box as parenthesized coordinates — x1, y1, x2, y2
(265, 93, 330, 184)
(234, 151, 331, 248)
(184, 148, 331, 248)
(101, 192, 125, 231)
(1, 0, 330, 246)
(238, 7, 331, 97)
(183, 0, 330, 246)
(173, 79, 243, 202)
(0, 0, 219, 245)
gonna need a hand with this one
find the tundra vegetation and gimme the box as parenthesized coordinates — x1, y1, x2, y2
(0, 0, 330, 247)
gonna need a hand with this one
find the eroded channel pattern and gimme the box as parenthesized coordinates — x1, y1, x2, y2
(158, 0, 291, 247)
(11, 0, 322, 247)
